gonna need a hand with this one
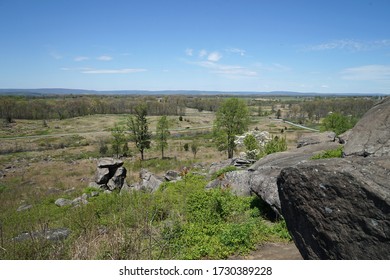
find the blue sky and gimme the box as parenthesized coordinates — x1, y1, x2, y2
(1, 0, 390, 93)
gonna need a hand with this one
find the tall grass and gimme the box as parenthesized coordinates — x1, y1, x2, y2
(0, 173, 290, 260)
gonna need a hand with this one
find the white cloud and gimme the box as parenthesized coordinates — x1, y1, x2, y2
(207, 51, 222, 62)
(74, 56, 89, 62)
(82, 68, 146, 74)
(185, 48, 193, 56)
(97, 55, 113, 61)
(341, 65, 390, 80)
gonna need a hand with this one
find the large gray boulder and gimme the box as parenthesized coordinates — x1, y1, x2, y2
(131, 169, 164, 192)
(343, 97, 390, 157)
(277, 156, 390, 259)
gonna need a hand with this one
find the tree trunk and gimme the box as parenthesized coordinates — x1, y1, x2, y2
(141, 149, 144, 161)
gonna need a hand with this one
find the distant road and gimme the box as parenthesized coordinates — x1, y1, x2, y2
(273, 119, 320, 132)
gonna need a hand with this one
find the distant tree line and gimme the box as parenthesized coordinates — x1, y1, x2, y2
(0, 95, 229, 122)
(284, 97, 376, 124)
(0, 95, 187, 121)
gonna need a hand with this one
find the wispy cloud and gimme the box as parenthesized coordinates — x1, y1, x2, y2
(192, 61, 257, 78)
(199, 49, 207, 58)
(49, 51, 62, 60)
(74, 56, 89, 62)
(226, 48, 246, 56)
(306, 39, 390, 51)
(207, 51, 222, 62)
(81, 68, 146, 74)
(341, 65, 390, 80)
(185, 48, 193, 56)
(97, 55, 113, 61)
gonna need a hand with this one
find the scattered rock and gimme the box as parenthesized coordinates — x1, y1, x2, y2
(164, 170, 181, 182)
(17, 204, 32, 212)
(14, 228, 71, 242)
(55, 198, 73, 207)
(131, 169, 164, 192)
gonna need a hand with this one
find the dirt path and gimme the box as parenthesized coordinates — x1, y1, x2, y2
(229, 242, 303, 260)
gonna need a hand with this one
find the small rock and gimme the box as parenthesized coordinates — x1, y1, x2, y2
(17, 204, 32, 212)
(55, 198, 73, 207)
(164, 170, 181, 181)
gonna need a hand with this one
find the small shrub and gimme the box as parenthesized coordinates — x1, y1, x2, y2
(183, 143, 189, 151)
(211, 166, 237, 180)
(311, 146, 343, 160)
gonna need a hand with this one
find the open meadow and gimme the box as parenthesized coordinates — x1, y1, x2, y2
(0, 94, 378, 259)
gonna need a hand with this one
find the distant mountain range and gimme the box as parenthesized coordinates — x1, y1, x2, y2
(0, 88, 387, 97)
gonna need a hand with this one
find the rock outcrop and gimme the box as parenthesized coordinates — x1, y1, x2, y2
(343, 97, 390, 157)
(206, 138, 341, 216)
(277, 96, 390, 259)
(278, 156, 390, 259)
(14, 228, 71, 242)
(89, 158, 128, 191)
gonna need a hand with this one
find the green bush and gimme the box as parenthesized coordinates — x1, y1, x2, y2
(311, 146, 343, 160)
(211, 166, 237, 180)
(258, 135, 287, 158)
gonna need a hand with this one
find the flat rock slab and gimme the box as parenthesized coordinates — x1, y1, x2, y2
(97, 158, 124, 168)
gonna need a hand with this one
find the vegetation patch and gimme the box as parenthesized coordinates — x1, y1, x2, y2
(311, 146, 344, 160)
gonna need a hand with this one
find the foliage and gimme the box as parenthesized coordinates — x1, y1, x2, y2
(311, 146, 344, 160)
(0, 172, 291, 260)
(191, 141, 198, 158)
(183, 143, 189, 152)
(213, 98, 250, 159)
(156, 115, 170, 159)
(211, 166, 238, 180)
(258, 135, 287, 158)
(321, 112, 356, 135)
(127, 104, 151, 160)
(110, 123, 127, 158)
(244, 134, 259, 152)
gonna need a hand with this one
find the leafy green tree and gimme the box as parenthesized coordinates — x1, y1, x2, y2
(276, 109, 282, 119)
(213, 98, 250, 159)
(127, 104, 151, 160)
(156, 115, 170, 159)
(321, 112, 355, 135)
(244, 134, 259, 151)
(259, 135, 287, 158)
(111, 123, 126, 158)
(191, 141, 199, 158)
(244, 134, 260, 160)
